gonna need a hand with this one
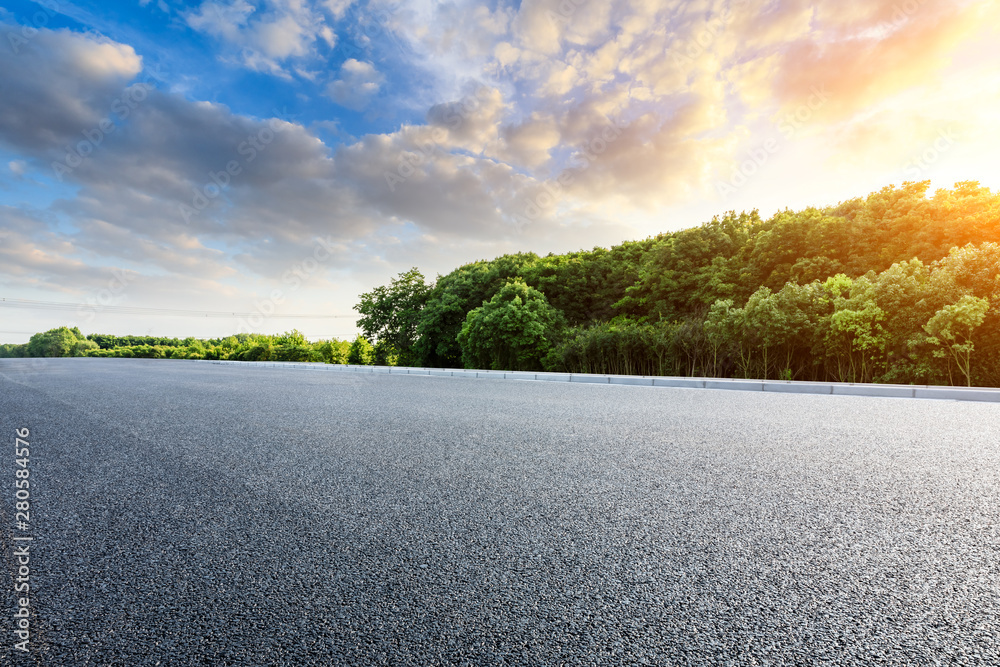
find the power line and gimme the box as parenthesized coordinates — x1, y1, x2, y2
(0, 297, 356, 319)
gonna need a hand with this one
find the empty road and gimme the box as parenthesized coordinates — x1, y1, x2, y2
(2, 358, 998, 665)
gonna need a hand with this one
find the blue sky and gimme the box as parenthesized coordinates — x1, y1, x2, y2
(1, 0, 998, 342)
(2, 0, 425, 145)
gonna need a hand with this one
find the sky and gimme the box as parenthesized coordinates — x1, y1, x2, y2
(1, 0, 998, 343)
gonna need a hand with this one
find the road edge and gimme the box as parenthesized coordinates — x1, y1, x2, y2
(198, 360, 1000, 403)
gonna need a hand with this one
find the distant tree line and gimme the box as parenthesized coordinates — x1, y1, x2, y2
(0, 327, 99, 359)
(353, 182, 1000, 387)
(0, 328, 376, 365)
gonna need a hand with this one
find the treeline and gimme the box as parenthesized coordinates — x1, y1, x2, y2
(0, 328, 379, 365)
(355, 181, 1000, 387)
(0, 327, 99, 358)
(5, 182, 997, 386)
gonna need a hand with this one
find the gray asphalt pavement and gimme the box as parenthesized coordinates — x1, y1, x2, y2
(1, 357, 998, 665)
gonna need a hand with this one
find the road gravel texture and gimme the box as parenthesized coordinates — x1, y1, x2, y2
(1, 357, 998, 666)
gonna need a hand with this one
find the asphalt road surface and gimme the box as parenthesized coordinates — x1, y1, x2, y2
(2, 358, 998, 665)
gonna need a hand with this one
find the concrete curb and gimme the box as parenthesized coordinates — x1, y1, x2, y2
(199, 360, 1000, 403)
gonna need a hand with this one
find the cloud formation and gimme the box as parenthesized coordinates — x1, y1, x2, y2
(185, 0, 344, 75)
(326, 58, 384, 110)
(1, 0, 998, 340)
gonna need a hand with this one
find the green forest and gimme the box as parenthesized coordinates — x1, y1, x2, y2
(3, 182, 999, 387)
(353, 181, 1000, 387)
(0, 328, 375, 365)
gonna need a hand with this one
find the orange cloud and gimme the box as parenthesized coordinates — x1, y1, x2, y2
(770, 0, 994, 122)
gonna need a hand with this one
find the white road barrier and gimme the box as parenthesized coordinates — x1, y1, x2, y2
(199, 360, 1000, 403)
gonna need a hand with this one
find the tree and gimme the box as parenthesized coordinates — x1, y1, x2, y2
(355, 268, 431, 366)
(347, 335, 374, 365)
(704, 299, 737, 378)
(274, 330, 308, 347)
(457, 279, 566, 371)
(825, 276, 889, 383)
(0, 343, 27, 358)
(74, 339, 100, 356)
(272, 345, 321, 362)
(372, 339, 399, 366)
(315, 339, 351, 364)
(25, 327, 91, 357)
(413, 253, 539, 367)
(924, 295, 990, 386)
(619, 212, 756, 322)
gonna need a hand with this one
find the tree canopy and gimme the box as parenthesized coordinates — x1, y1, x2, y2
(351, 181, 1000, 387)
(355, 268, 430, 366)
(457, 279, 565, 371)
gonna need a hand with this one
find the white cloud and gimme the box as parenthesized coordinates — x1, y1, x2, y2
(321, 0, 353, 21)
(326, 59, 383, 110)
(503, 113, 561, 169)
(0, 27, 143, 152)
(186, 0, 255, 43)
(426, 86, 507, 155)
(185, 0, 346, 75)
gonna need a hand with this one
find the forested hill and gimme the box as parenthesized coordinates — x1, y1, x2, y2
(4, 182, 998, 387)
(356, 181, 1000, 387)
